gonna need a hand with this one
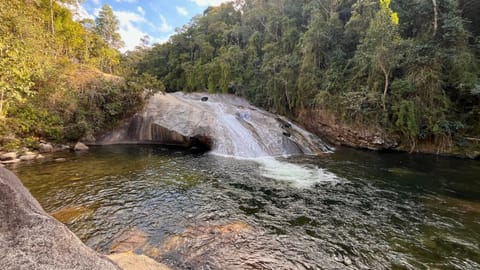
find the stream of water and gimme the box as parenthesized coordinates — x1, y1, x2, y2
(11, 146, 480, 269)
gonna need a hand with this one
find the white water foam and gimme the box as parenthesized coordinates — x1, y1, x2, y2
(255, 157, 341, 188)
(209, 155, 341, 189)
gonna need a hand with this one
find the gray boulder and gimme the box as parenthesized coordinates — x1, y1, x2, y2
(0, 167, 120, 270)
(0, 152, 17, 161)
(99, 92, 331, 158)
(39, 143, 54, 153)
(20, 154, 37, 161)
(74, 142, 89, 151)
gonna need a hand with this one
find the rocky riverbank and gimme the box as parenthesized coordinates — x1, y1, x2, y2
(0, 166, 170, 270)
(0, 142, 90, 167)
(298, 109, 480, 159)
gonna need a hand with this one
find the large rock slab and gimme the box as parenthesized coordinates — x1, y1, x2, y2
(0, 167, 120, 270)
(99, 92, 332, 158)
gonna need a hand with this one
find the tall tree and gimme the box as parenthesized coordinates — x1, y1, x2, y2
(95, 4, 124, 50)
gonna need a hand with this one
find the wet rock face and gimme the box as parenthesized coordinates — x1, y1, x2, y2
(100, 92, 331, 158)
(0, 167, 120, 270)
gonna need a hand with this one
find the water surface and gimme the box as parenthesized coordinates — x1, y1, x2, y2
(12, 146, 480, 269)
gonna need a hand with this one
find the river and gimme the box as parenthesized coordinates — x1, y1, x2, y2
(11, 145, 480, 269)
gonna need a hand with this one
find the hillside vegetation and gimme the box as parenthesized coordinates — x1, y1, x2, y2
(0, 0, 161, 151)
(1, 0, 479, 156)
(129, 0, 480, 155)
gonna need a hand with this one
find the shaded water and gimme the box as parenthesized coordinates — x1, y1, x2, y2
(12, 146, 480, 269)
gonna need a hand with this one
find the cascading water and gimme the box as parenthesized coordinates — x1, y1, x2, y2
(99, 92, 337, 187)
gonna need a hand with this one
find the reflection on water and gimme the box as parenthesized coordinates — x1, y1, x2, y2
(12, 146, 480, 270)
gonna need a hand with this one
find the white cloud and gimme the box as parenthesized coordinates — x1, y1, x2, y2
(190, 0, 231, 6)
(137, 6, 145, 16)
(114, 10, 148, 52)
(176, 6, 188, 16)
(151, 35, 172, 45)
(115, 0, 137, 3)
(159, 15, 173, 33)
(91, 0, 101, 5)
(62, 1, 94, 21)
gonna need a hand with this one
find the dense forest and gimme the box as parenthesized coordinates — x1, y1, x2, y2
(0, 0, 161, 151)
(1, 0, 480, 156)
(129, 0, 480, 155)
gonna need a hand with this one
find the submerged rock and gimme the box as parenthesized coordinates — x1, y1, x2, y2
(109, 228, 148, 254)
(108, 252, 170, 270)
(50, 206, 94, 224)
(0, 167, 120, 270)
(99, 92, 331, 158)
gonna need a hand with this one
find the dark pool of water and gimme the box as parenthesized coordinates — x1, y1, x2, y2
(11, 146, 480, 269)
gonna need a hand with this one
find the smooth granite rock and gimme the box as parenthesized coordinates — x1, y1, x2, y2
(0, 167, 121, 270)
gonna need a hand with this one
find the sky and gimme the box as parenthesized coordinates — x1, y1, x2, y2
(71, 0, 231, 52)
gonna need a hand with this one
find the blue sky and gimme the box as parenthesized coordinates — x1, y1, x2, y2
(71, 0, 231, 52)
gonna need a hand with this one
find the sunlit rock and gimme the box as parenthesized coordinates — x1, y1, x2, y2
(74, 142, 89, 151)
(108, 252, 170, 270)
(0, 152, 17, 161)
(0, 167, 120, 269)
(109, 228, 148, 254)
(99, 92, 331, 158)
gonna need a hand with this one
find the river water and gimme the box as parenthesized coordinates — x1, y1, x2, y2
(12, 146, 480, 269)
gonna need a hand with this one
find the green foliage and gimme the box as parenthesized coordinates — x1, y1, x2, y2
(0, 0, 149, 151)
(129, 0, 480, 151)
(95, 4, 124, 50)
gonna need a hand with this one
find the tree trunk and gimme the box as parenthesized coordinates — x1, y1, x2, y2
(0, 89, 4, 118)
(50, 0, 55, 35)
(432, 0, 438, 36)
(379, 62, 389, 111)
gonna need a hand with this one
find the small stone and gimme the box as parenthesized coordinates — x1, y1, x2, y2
(55, 158, 67, 162)
(74, 142, 89, 151)
(373, 136, 384, 145)
(36, 154, 45, 160)
(20, 154, 36, 161)
(201, 96, 209, 102)
(344, 256, 352, 266)
(0, 152, 17, 161)
(39, 143, 54, 153)
(1, 159, 21, 164)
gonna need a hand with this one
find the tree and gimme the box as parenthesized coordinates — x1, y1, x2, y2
(95, 4, 124, 50)
(354, 0, 403, 111)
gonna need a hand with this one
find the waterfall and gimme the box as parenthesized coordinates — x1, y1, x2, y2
(99, 92, 333, 159)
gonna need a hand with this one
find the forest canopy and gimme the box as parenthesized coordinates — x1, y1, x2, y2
(1, 0, 479, 155)
(129, 0, 480, 153)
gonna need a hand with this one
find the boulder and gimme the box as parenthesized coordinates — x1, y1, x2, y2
(74, 142, 89, 151)
(20, 154, 37, 161)
(0, 167, 120, 270)
(1, 159, 21, 164)
(99, 93, 331, 158)
(39, 143, 54, 153)
(0, 152, 17, 161)
(108, 252, 170, 270)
